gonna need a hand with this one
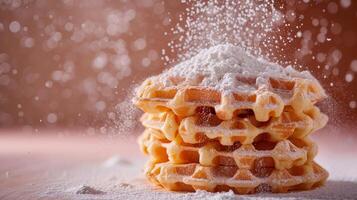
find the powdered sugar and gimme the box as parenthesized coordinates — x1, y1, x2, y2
(181, 190, 237, 200)
(159, 44, 318, 94)
(165, 0, 290, 64)
(75, 185, 105, 195)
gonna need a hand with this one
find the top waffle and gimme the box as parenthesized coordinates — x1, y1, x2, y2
(134, 45, 326, 122)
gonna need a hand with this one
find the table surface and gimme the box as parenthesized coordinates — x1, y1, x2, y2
(1, 128, 357, 200)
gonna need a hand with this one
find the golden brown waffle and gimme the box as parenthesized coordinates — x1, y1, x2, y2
(140, 106, 327, 145)
(135, 45, 329, 194)
(145, 161, 328, 194)
(134, 75, 326, 122)
(140, 111, 180, 141)
(138, 129, 317, 170)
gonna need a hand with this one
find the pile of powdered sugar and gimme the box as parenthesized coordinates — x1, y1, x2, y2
(159, 44, 318, 94)
(165, 0, 291, 65)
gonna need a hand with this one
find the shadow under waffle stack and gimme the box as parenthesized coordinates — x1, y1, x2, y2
(134, 45, 329, 194)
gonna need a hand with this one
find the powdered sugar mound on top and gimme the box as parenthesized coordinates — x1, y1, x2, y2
(159, 44, 317, 94)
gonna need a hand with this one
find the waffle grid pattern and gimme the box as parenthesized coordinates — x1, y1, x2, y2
(135, 75, 326, 122)
(139, 129, 317, 170)
(135, 73, 329, 194)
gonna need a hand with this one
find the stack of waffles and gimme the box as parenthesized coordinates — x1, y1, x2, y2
(134, 47, 329, 194)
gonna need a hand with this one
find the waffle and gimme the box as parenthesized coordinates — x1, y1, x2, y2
(139, 129, 316, 170)
(140, 111, 180, 141)
(135, 45, 329, 194)
(134, 75, 326, 122)
(145, 161, 328, 194)
(141, 106, 327, 145)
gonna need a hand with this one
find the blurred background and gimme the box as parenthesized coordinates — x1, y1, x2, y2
(1, 1, 357, 199)
(0, 0, 356, 132)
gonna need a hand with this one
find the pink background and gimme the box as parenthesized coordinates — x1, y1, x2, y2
(0, 0, 355, 130)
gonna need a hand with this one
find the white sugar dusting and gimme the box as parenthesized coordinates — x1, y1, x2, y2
(103, 85, 141, 136)
(102, 155, 131, 168)
(75, 185, 105, 195)
(159, 44, 317, 93)
(181, 190, 237, 200)
(161, 0, 357, 126)
(165, 0, 297, 67)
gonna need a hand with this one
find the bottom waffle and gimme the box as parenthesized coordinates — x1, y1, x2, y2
(145, 161, 328, 194)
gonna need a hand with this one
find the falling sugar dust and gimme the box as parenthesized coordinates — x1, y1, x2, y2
(165, 0, 288, 63)
(113, 0, 296, 135)
(126, 0, 356, 133)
